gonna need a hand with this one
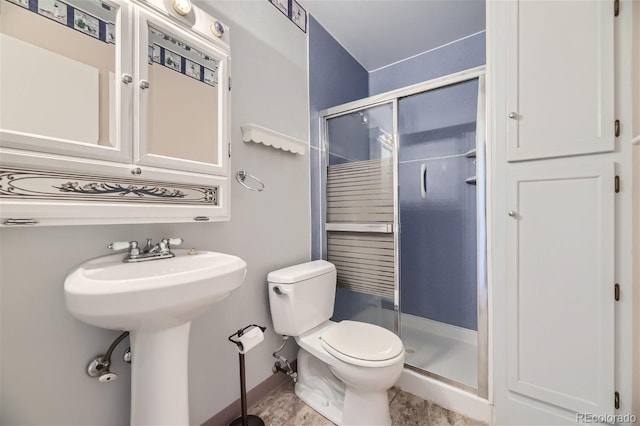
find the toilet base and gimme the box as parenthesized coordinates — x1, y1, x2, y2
(294, 348, 396, 426)
(341, 388, 391, 426)
(294, 349, 344, 424)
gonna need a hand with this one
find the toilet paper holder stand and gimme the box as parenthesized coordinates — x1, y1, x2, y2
(227, 324, 267, 426)
(228, 324, 266, 351)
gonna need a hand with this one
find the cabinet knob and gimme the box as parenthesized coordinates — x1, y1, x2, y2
(131, 167, 142, 175)
(508, 210, 517, 217)
(122, 74, 133, 84)
(139, 80, 150, 90)
(508, 112, 518, 119)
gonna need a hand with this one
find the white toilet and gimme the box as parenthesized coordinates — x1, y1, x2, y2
(267, 260, 405, 426)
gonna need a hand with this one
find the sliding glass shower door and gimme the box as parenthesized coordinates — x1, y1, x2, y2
(398, 79, 481, 391)
(319, 69, 487, 397)
(324, 102, 398, 333)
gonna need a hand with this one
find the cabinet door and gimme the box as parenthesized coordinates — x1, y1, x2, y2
(506, 1, 615, 161)
(0, 0, 132, 163)
(134, 9, 230, 177)
(506, 160, 615, 416)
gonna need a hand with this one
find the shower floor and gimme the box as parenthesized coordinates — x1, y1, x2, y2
(401, 313, 477, 389)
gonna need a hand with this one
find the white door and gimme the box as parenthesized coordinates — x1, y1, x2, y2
(506, 0, 615, 161)
(505, 159, 615, 421)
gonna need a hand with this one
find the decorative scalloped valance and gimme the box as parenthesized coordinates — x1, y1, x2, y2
(240, 124, 307, 155)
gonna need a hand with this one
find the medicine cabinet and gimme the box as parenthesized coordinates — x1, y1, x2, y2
(0, 0, 231, 225)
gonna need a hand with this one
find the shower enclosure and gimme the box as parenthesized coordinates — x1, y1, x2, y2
(318, 67, 487, 397)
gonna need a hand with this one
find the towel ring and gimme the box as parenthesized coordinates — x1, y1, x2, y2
(235, 170, 265, 192)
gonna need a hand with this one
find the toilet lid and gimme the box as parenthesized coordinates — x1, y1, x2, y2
(320, 321, 403, 362)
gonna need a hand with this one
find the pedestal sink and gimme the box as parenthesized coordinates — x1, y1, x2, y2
(64, 249, 247, 425)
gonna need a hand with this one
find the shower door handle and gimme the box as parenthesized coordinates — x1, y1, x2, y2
(420, 164, 427, 199)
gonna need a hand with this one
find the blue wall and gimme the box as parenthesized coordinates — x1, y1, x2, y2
(369, 32, 485, 96)
(309, 16, 369, 261)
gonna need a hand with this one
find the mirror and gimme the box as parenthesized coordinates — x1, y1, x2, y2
(0, 0, 118, 149)
(146, 23, 220, 165)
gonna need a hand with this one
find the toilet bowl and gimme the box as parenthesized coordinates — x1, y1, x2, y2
(267, 261, 405, 426)
(294, 320, 404, 425)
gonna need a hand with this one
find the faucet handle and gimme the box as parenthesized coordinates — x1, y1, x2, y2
(108, 241, 137, 251)
(166, 238, 183, 246)
(143, 238, 154, 253)
(108, 241, 140, 258)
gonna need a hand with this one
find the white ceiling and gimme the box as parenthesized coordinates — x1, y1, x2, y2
(301, 0, 486, 71)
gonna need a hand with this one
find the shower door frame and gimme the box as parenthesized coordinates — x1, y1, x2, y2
(318, 65, 488, 399)
(322, 98, 401, 334)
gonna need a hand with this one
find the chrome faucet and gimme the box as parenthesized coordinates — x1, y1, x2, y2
(108, 238, 183, 263)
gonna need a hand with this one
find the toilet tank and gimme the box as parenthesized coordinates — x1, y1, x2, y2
(267, 260, 336, 336)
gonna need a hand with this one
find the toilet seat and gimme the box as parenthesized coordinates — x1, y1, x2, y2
(320, 320, 404, 368)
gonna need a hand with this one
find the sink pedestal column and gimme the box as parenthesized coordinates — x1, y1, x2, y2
(130, 322, 191, 425)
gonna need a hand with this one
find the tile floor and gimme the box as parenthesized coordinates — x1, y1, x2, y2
(249, 380, 486, 426)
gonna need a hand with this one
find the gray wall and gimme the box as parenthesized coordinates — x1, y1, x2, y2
(0, 1, 310, 424)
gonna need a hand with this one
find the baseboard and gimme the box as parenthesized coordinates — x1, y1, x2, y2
(202, 361, 296, 426)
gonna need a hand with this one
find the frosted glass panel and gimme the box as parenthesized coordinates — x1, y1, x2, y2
(326, 102, 395, 333)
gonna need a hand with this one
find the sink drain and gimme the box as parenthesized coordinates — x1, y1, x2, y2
(405, 346, 417, 355)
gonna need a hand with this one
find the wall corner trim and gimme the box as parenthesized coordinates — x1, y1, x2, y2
(241, 124, 307, 155)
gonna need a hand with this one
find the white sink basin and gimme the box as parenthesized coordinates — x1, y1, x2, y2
(64, 249, 247, 330)
(64, 248, 247, 425)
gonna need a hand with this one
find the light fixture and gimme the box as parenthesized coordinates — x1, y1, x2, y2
(172, 0, 192, 16)
(210, 21, 225, 38)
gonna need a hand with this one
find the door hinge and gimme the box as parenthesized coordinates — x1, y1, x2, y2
(615, 283, 620, 301)
(615, 119, 620, 137)
(615, 391, 620, 409)
(228, 76, 232, 91)
(228, 142, 232, 158)
(615, 175, 620, 193)
(614, 0, 619, 17)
